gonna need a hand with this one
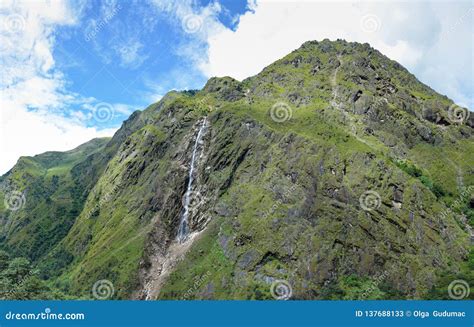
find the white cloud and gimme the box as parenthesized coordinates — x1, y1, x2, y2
(1, 0, 471, 176)
(151, 0, 223, 37)
(141, 67, 206, 104)
(113, 103, 138, 115)
(150, 0, 226, 76)
(113, 38, 148, 68)
(0, 0, 117, 175)
(83, 0, 148, 69)
(0, 98, 117, 174)
(202, 0, 473, 109)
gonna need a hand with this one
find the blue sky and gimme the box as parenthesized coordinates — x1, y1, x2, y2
(53, 0, 250, 129)
(0, 0, 473, 174)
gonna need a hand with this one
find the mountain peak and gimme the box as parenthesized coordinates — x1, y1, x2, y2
(1, 39, 472, 301)
(202, 76, 244, 101)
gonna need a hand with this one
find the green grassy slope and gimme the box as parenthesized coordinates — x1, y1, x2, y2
(1, 40, 472, 300)
(0, 138, 111, 262)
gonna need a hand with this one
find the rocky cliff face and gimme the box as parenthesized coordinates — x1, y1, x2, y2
(1, 39, 472, 300)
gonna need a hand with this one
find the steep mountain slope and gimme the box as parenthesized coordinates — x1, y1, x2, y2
(0, 109, 147, 276)
(1, 39, 472, 300)
(0, 138, 110, 261)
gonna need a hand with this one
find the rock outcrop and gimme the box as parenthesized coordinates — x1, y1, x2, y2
(0, 39, 472, 300)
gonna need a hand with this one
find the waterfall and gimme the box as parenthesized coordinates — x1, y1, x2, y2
(177, 118, 207, 243)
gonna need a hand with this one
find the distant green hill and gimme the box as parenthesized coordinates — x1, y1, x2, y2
(0, 138, 111, 261)
(1, 40, 472, 300)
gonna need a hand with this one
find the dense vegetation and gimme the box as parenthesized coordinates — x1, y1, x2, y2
(0, 250, 68, 299)
(0, 40, 472, 300)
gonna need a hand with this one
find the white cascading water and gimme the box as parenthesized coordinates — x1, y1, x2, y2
(177, 118, 207, 243)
